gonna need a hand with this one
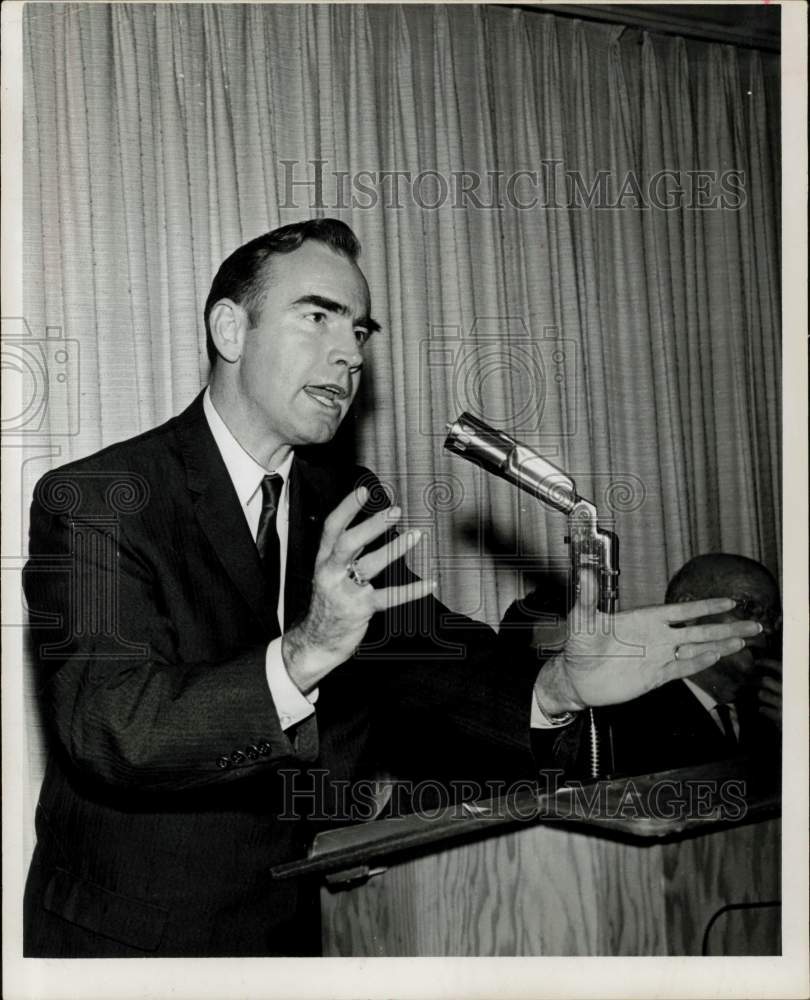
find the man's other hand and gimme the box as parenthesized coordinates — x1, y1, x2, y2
(282, 487, 434, 694)
(535, 568, 764, 716)
(755, 657, 782, 729)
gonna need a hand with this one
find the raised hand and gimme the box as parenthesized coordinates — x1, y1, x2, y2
(755, 656, 782, 728)
(535, 569, 765, 716)
(282, 486, 434, 694)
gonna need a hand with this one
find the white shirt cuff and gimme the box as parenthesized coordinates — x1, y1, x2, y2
(530, 685, 576, 729)
(265, 638, 318, 730)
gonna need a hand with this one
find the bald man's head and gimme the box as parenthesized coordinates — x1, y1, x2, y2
(666, 553, 781, 633)
(667, 553, 781, 703)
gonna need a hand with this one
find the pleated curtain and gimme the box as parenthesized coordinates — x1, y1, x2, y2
(21, 3, 781, 849)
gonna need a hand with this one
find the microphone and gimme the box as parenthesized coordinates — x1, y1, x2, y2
(444, 411, 618, 613)
(444, 412, 580, 514)
(444, 411, 620, 780)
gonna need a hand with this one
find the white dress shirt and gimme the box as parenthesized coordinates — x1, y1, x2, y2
(204, 388, 558, 734)
(203, 388, 316, 731)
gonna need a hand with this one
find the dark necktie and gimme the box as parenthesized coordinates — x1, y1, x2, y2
(255, 473, 283, 631)
(714, 703, 738, 745)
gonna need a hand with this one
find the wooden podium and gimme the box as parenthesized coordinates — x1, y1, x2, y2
(273, 761, 781, 956)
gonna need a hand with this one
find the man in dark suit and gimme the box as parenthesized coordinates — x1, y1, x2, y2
(23, 219, 762, 956)
(607, 553, 782, 777)
(502, 555, 781, 778)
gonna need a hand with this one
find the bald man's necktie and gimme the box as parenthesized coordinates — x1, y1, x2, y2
(714, 703, 738, 745)
(256, 474, 283, 632)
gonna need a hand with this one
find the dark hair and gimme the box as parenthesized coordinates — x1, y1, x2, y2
(203, 218, 362, 367)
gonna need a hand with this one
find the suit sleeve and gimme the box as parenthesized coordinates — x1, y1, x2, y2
(351, 470, 540, 786)
(24, 481, 318, 793)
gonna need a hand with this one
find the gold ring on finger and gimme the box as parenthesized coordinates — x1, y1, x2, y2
(347, 559, 370, 587)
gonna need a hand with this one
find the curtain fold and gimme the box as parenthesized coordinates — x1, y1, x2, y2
(22, 2, 781, 847)
(22, 0, 782, 611)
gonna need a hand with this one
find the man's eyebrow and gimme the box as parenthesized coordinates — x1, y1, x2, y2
(292, 294, 381, 333)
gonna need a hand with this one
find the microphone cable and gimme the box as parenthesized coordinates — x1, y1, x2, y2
(701, 899, 781, 955)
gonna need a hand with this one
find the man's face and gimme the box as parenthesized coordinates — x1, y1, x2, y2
(235, 241, 374, 448)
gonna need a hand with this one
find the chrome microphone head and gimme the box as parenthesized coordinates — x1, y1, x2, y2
(444, 412, 580, 514)
(444, 412, 514, 473)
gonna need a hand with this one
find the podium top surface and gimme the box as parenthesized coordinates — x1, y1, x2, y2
(271, 758, 780, 880)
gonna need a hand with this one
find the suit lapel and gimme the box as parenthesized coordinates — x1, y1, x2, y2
(284, 456, 330, 630)
(678, 683, 731, 751)
(736, 694, 766, 752)
(173, 393, 339, 637)
(174, 393, 279, 636)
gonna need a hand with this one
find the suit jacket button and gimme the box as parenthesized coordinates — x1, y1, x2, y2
(216, 756, 230, 769)
(246, 744, 259, 760)
(231, 750, 246, 765)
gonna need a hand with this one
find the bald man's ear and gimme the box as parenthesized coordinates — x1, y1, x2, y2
(208, 298, 248, 364)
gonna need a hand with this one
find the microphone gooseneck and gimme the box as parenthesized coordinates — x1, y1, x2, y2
(444, 411, 619, 781)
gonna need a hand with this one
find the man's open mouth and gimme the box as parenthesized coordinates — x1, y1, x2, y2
(303, 384, 346, 411)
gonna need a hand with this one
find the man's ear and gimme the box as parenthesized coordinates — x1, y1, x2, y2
(208, 298, 248, 364)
